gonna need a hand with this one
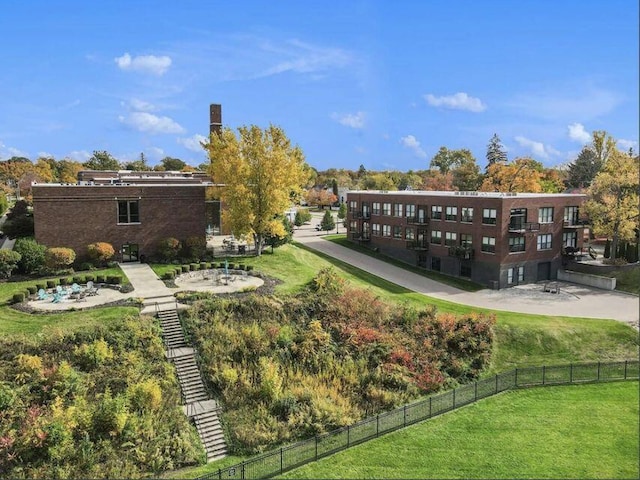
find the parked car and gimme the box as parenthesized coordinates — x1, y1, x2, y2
(315, 224, 323, 231)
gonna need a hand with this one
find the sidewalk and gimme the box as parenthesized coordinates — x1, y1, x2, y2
(294, 223, 639, 327)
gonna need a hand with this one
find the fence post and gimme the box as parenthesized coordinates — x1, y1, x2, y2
(347, 425, 350, 447)
(241, 462, 245, 480)
(452, 389, 456, 409)
(495, 374, 498, 393)
(542, 365, 546, 385)
(624, 360, 628, 379)
(474, 381, 478, 401)
(403, 405, 407, 426)
(570, 363, 573, 383)
(280, 447, 283, 474)
(597, 362, 601, 381)
(218, 468, 221, 480)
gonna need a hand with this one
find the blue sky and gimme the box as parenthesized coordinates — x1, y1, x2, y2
(1, 1, 638, 171)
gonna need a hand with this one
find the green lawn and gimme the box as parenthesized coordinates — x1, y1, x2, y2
(279, 381, 640, 479)
(605, 266, 640, 295)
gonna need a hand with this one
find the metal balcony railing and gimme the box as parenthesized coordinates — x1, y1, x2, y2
(406, 240, 429, 250)
(448, 246, 475, 260)
(508, 222, 540, 233)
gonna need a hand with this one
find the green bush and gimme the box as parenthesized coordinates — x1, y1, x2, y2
(45, 247, 76, 272)
(247, 265, 254, 271)
(200, 262, 208, 270)
(13, 293, 25, 303)
(73, 276, 82, 284)
(59, 277, 68, 286)
(85, 274, 95, 282)
(183, 235, 207, 262)
(157, 237, 181, 262)
(14, 237, 47, 274)
(0, 249, 22, 279)
(78, 262, 94, 271)
(46, 279, 57, 289)
(27, 286, 37, 295)
(181, 265, 189, 273)
(95, 274, 105, 283)
(163, 271, 175, 280)
(36, 283, 46, 291)
(218, 262, 225, 269)
(106, 275, 122, 285)
(190, 263, 198, 271)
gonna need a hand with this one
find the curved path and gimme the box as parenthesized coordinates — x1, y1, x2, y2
(294, 221, 639, 327)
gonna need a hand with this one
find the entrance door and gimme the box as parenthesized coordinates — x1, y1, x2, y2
(122, 243, 139, 262)
(536, 262, 550, 281)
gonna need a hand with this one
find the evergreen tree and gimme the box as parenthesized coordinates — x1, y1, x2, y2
(320, 209, 335, 233)
(566, 147, 601, 188)
(486, 134, 507, 170)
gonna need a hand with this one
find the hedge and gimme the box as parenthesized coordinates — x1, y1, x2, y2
(13, 293, 24, 303)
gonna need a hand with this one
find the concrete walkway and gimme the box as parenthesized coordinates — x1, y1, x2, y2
(118, 262, 174, 298)
(294, 219, 639, 327)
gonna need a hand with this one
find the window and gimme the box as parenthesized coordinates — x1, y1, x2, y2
(382, 224, 391, 237)
(394, 203, 403, 217)
(508, 266, 524, 284)
(517, 266, 524, 282)
(537, 233, 552, 250)
(431, 205, 442, 220)
(372, 202, 381, 215)
(445, 232, 457, 247)
(481, 236, 496, 253)
(445, 206, 458, 221)
(349, 200, 358, 213)
(564, 206, 579, 224)
(461, 207, 473, 223)
(405, 204, 416, 218)
(118, 200, 140, 224)
(482, 208, 497, 225)
(405, 227, 415, 240)
(393, 225, 402, 239)
(509, 236, 525, 253)
(350, 220, 358, 232)
(372, 223, 380, 236)
(509, 208, 527, 230)
(460, 234, 473, 247)
(538, 207, 553, 224)
(383, 203, 391, 216)
(430, 230, 442, 244)
(507, 268, 514, 284)
(563, 231, 577, 248)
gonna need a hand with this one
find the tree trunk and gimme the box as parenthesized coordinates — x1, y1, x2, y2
(254, 233, 263, 256)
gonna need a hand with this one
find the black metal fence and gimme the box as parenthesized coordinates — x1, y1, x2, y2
(197, 360, 639, 480)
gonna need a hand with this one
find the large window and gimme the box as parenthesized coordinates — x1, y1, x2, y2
(372, 223, 380, 236)
(405, 204, 416, 218)
(481, 236, 496, 253)
(393, 225, 402, 239)
(508, 236, 525, 253)
(405, 227, 415, 240)
(445, 206, 458, 221)
(537, 233, 552, 250)
(507, 266, 524, 285)
(461, 207, 473, 223)
(382, 203, 392, 216)
(349, 200, 358, 213)
(509, 208, 527, 230)
(444, 231, 457, 247)
(538, 207, 553, 224)
(431, 205, 442, 220)
(482, 208, 497, 225)
(460, 233, 473, 247)
(118, 200, 140, 224)
(350, 220, 358, 232)
(430, 230, 442, 244)
(382, 224, 391, 237)
(393, 203, 403, 217)
(563, 231, 577, 248)
(372, 202, 381, 215)
(564, 206, 579, 224)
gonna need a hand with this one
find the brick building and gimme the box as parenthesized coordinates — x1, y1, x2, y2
(346, 190, 588, 289)
(33, 171, 209, 262)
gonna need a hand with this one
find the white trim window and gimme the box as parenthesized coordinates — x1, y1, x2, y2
(444, 231, 457, 247)
(382, 224, 391, 237)
(383, 203, 392, 216)
(372, 202, 381, 215)
(372, 223, 380, 236)
(431, 205, 442, 220)
(563, 231, 577, 248)
(394, 203, 403, 217)
(538, 207, 554, 224)
(405, 204, 415, 218)
(445, 206, 458, 221)
(481, 236, 496, 253)
(537, 233, 553, 250)
(430, 230, 442, 244)
(461, 207, 473, 223)
(482, 208, 497, 225)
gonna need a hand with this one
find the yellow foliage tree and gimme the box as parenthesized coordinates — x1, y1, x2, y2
(206, 124, 308, 255)
(480, 157, 543, 192)
(584, 150, 639, 258)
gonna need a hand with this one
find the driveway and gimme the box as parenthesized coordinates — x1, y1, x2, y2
(294, 213, 639, 327)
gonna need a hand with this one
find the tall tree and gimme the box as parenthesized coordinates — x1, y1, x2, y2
(206, 124, 307, 255)
(158, 156, 187, 171)
(584, 150, 639, 260)
(566, 147, 601, 188)
(430, 147, 476, 175)
(591, 130, 617, 165)
(480, 157, 543, 193)
(123, 152, 149, 171)
(57, 159, 84, 183)
(83, 150, 120, 170)
(486, 134, 508, 169)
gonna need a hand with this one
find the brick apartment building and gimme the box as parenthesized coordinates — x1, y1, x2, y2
(346, 190, 588, 289)
(32, 171, 211, 262)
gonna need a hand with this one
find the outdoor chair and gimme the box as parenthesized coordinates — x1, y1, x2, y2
(37, 289, 50, 300)
(86, 282, 99, 296)
(71, 283, 81, 294)
(240, 271, 248, 281)
(51, 292, 64, 303)
(75, 291, 88, 302)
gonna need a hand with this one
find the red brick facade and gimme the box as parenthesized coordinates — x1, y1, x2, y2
(346, 191, 587, 289)
(33, 184, 206, 261)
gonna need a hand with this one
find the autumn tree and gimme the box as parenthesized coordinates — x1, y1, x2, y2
(584, 150, 639, 260)
(84, 150, 120, 170)
(57, 159, 84, 183)
(422, 170, 455, 191)
(361, 172, 396, 190)
(480, 157, 543, 193)
(0, 156, 33, 195)
(486, 133, 507, 169)
(305, 188, 338, 209)
(206, 124, 307, 255)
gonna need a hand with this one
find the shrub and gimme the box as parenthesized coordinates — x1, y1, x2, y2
(85, 274, 95, 282)
(0, 249, 21, 279)
(106, 275, 122, 285)
(181, 265, 189, 273)
(46, 279, 57, 288)
(218, 262, 225, 269)
(45, 247, 76, 272)
(183, 236, 207, 262)
(36, 283, 46, 291)
(95, 274, 105, 283)
(163, 271, 175, 280)
(73, 276, 83, 284)
(14, 237, 47, 274)
(247, 265, 254, 271)
(59, 277, 68, 285)
(190, 263, 198, 271)
(157, 237, 181, 262)
(87, 242, 115, 266)
(78, 262, 95, 271)
(200, 262, 208, 270)
(13, 292, 25, 303)
(27, 286, 37, 294)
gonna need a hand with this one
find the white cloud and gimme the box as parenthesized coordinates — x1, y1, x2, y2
(118, 112, 185, 135)
(424, 92, 486, 112)
(0, 140, 28, 159)
(400, 135, 427, 159)
(37, 151, 55, 159)
(331, 111, 365, 129)
(115, 52, 172, 76)
(617, 139, 638, 152)
(146, 147, 165, 161)
(514, 136, 560, 160)
(126, 98, 157, 112)
(260, 39, 351, 77)
(567, 123, 592, 144)
(178, 134, 208, 152)
(68, 150, 91, 162)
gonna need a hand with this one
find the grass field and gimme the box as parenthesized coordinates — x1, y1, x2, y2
(279, 381, 640, 479)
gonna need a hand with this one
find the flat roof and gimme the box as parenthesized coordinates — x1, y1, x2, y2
(32, 182, 215, 187)
(348, 190, 586, 198)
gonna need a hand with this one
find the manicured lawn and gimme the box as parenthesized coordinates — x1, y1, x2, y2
(279, 381, 640, 479)
(605, 266, 640, 295)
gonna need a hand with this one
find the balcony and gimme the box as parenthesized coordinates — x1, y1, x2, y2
(406, 240, 429, 250)
(508, 222, 540, 233)
(355, 211, 371, 220)
(563, 219, 589, 228)
(406, 216, 429, 225)
(351, 232, 371, 242)
(448, 245, 475, 260)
